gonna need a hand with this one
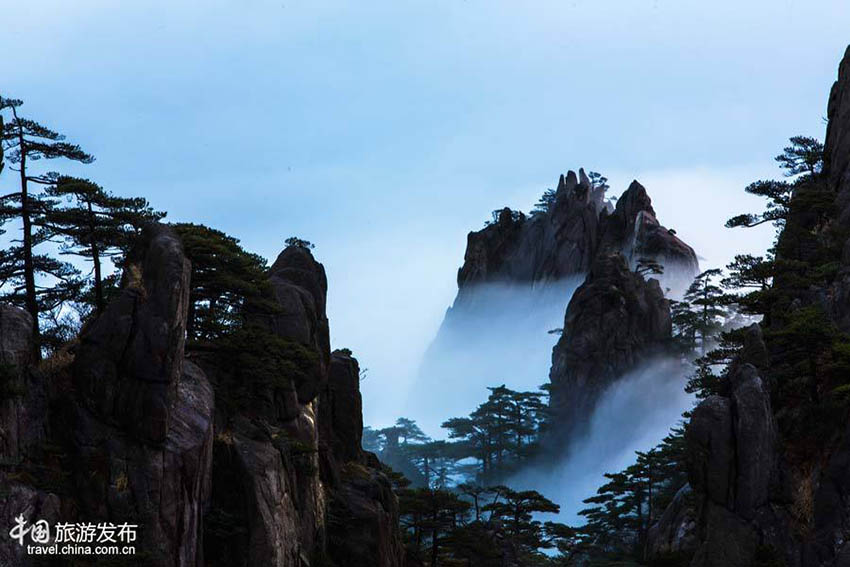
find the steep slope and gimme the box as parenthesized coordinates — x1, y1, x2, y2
(649, 45, 850, 567)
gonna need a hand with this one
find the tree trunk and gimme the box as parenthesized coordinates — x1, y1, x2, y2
(87, 200, 104, 313)
(17, 124, 40, 359)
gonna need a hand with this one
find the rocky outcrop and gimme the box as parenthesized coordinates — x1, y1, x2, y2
(548, 252, 672, 438)
(0, 227, 403, 567)
(326, 455, 405, 567)
(74, 223, 192, 444)
(647, 326, 790, 567)
(600, 181, 700, 276)
(321, 353, 404, 567)
(69, 224, 214, 566)
(646, 484, 699, 560)
(0, 306, 56, 567)
(417, 170, 697, 430)
(203, 245, 403, 567)
(454, 170, 697, 299)
(827, 45, 850, 200)
(0, 305, 44, 462)
(263, 245, 331, 401)
(827, 46, 850, 333)
(650, 44, 850, 567)
(71, 359, 214, 566)
(321, 350, 365, 471)
(456, 170, 601, 295)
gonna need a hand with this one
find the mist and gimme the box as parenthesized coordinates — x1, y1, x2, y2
(510, 357, 693, 525)
(406, 278, 583, 434)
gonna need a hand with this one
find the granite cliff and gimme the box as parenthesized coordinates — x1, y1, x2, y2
(548, 252, 673, 441)
(0, 225, 403, 567)
(648, 45, 850, 567)
(454, 170, 698, 300)
(413, 170, 697, 432)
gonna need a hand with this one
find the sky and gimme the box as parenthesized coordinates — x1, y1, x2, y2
(2, 0, 849, 427)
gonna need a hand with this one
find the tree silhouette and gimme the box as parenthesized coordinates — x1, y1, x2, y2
(0, 95, 93, 355)
(45, 176, 163, 314)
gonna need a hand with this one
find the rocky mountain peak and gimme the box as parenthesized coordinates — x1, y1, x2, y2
(453, 170, 697, 299)
(548, 251, 672, 439)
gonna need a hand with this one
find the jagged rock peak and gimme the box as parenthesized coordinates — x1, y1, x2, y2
(548, 252, 672, 438)
(615, 180, 657, 221)
(453, 170, 698, 295)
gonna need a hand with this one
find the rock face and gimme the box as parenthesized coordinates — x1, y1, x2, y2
(264, 245, 331, 399)
(548, 252, 672, 438)
(648, 328, 794, 567)
(827, 46, 850, 201)
(650, 46, 850, 567)
(456, 170, 601, 295)
(74, 223, 192, 444)
(415, 170, 697, 430)
(454, 171, 697, 299)
(0, 305, 55, 567)
(69, 224, 214, 566)
(0, 227, 403, 567)
(827, 46, 850, 333)
(600, 181, 700, 275)
(0, 305, 41, 461)
(201, 244, 403, 567)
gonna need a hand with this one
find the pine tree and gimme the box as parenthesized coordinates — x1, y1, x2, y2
(1, 96, 94, 355)
(635, 257, 664, 278)
(532, 188, 557, 215)
(588, 171, 609, 191)
(725, 136, 824, 231)
(673, 269, 727, 355)
(173, 223, 274, 342)
(775, 135, 824, 177)
(483, 486, 560, 561)
(575, 424, 688, 563)
(45, 176, 164, 315)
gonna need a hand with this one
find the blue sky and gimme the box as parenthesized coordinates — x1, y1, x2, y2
(2, 1, 849, 426)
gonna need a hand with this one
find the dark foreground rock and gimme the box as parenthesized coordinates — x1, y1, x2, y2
(0, 225, 403, 567)
(648, 44, 850, 567)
